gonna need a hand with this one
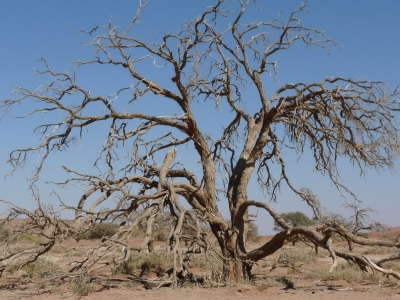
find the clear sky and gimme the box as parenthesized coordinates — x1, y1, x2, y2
(1, 1, 399, 234)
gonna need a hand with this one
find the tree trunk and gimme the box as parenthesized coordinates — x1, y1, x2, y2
(218, 234, 252, 282)
(223, 259, 252, 282)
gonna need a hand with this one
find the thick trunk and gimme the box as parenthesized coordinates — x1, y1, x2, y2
(224, 261, 251, 281)
(214, 229, 252, 282)
(222, 255, 252, 282)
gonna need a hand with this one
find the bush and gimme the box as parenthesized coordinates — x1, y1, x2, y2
(114, 252, 171, 277)
(277, 249, 316, 273)
(71, 277, 93, 297)
(80, 223, 118, 240)
(185, 253, 213, 270)
(21, 258, 63, 279)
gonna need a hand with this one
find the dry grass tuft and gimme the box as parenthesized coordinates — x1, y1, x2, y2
(362, 246, 390, 255)
(6, 257, 63, 279)
(19, 233, 46, 244)
(309, 263, 386, 283)
(114, 252, 172, 277)
(70, 277, 93, 297)
(277, 249, 316, 273)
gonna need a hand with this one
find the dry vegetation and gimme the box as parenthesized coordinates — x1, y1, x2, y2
(0, 222, 399, 298)
(1, 0, 400, 298)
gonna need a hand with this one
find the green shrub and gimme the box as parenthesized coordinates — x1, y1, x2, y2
(273, 211, 315, 231)
(80, 223, 118, 240)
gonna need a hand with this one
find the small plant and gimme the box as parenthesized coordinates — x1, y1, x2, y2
(35, 281, 49, 290)
(71, 277, 93, 297)
(277, 250, 316, 274)
(256, 281, 269, 292)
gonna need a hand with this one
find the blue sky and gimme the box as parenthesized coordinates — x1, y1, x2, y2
(1, 1, 399, 234)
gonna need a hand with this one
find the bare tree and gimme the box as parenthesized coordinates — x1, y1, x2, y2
(328, 202, 389, 252)
(1, 0, 400, 283)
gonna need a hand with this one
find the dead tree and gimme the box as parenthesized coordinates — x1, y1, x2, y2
(1, 0, 400, 283)
(328, 202, 389, 252)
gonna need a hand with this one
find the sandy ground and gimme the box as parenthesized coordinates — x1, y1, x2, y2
(1, 280, 400, 300)
(1, 224, 399, 300)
